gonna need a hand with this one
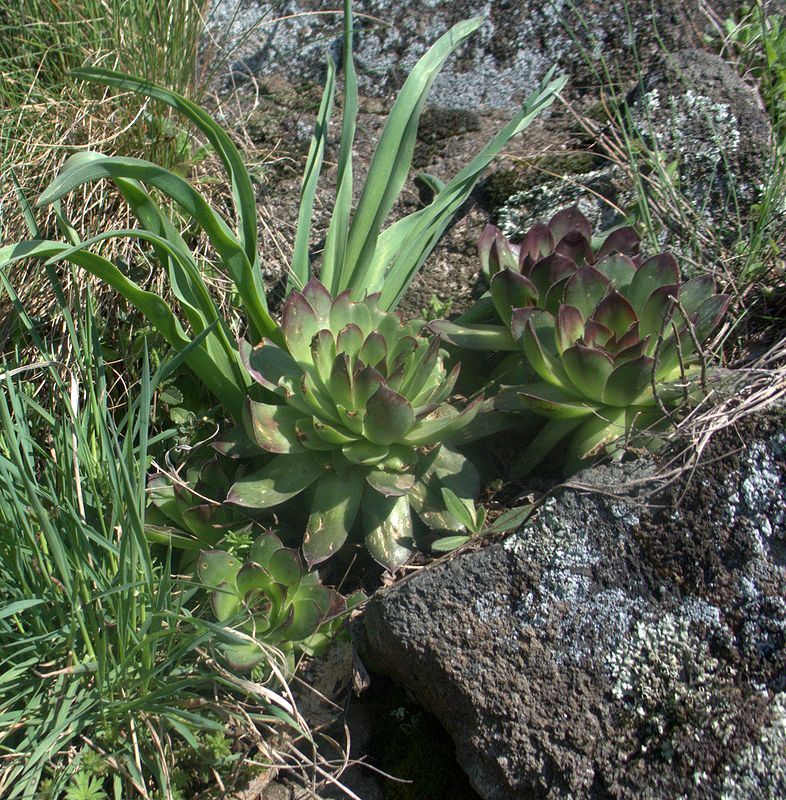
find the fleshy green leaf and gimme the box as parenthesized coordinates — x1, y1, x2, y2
(197, 550, 242, 590)
(561, 343, 615, 403)
(227, 453, 325, 508)
(243, 399, 305, 454)
(363, 493, 414, 570)
(366, 469, 416, 497)
(304, 469, 364, 567)
(602, 354, 656, 406)
(363, 385, 416, 445)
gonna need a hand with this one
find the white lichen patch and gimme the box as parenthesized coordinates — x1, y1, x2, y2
(606, 600, 729, 719)
(720, 692, 786, 800)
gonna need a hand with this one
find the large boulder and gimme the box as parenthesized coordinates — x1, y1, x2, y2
(357, 413, 786, 799)
(207, 0, 735, 109)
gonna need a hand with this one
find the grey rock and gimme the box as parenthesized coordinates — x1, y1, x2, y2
(357, 414, 786, 799)
(498, 48, 774, 263)
(206, 0, 734, 110)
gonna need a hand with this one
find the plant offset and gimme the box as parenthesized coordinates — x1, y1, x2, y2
(2, 0, 774, 796)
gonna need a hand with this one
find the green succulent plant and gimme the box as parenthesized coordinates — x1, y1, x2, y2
(196, 532, 359, 670)
(226, 278, 481, 570)
(433, 207, 730, 473)
(145, 456, 257, 552)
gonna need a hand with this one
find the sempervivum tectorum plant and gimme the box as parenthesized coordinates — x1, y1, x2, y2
(226, 279, 480, 570)
(196, 532, 361, 671)
(432, 207, 730, 473)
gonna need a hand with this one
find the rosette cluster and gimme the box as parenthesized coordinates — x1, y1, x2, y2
(196, 532, 353, 670)
(435, 208, 730, 471)
(227, 279, 478, 569)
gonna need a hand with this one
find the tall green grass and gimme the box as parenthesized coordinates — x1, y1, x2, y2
(0, 270, 297, 799)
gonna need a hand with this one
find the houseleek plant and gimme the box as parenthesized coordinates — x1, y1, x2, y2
(433, 208, 731, 473)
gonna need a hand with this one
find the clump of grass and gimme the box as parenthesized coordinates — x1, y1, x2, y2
(0, 270, 303, 799)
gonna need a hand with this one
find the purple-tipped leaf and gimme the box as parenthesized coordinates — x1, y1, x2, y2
(490, 269, 538, 324)
(548, 206, 593, 244)
(561, 342, 615, 403)
(240, 338, 300, 394)
(592, 290, 638, 339)
(336, 323, 364, 359)
(243, 399, 305, 454)
(625, 253, 679, 312)
(301, 278, 333, 326)
(556, 305, 585, 354)
(593, 253, 637, 291)
(363, 384, 416, 445)
(519, 221, 554, 269)
(359, 331, 387, 370)
(638, 283, 679, 339)
(527, 253, 577, 304)
(596, 226, 641, 261)
(602, 354, 656, 406)
(689, 294, 730, 345)
(329, 354, 354, 411)
(563, 266, 610, 320)
(281, 290, 321, 365)
(678, 275, 716, 317)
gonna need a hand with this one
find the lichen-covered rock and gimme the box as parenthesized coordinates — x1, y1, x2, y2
(357, 413, 786, 799)
(498, 48, 773, 260)
(207, 0, 734, 110)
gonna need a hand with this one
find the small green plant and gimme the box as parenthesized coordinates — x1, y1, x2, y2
(720, 2, 786, 137)
(64, 773, 107, 800)
(196, 532, 362, 670)
(434, 207, 730, 474)
(230, 279, 481, 569)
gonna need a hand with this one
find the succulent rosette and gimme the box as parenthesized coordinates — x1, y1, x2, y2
(226, 278, 480, 570)
(433, 207, 730, 472)
(196, 532, 357, 670)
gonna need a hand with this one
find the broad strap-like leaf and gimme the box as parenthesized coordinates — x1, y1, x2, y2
(289, 56, 337, 293)
(71, 67, 260, 271)
(37, 153, 280, 345)
(321, 0, 360, 293)
(374, 69, 567, 309)
(339, 17, 485, 294)
(0, 240, 246, 417)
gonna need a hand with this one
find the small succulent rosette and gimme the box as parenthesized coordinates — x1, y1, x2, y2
(223, 279, 481, 570)
(433, 207, 730, 473)
(196, 532, 360, 670)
